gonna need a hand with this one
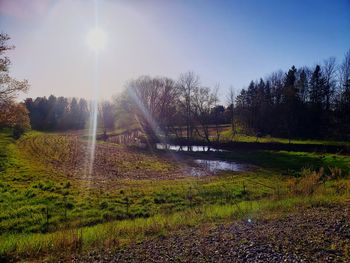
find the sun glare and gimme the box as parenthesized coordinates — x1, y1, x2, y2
(87, 27, 106, 51)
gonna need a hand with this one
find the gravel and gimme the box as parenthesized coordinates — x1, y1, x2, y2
(72, 204, 350, 263)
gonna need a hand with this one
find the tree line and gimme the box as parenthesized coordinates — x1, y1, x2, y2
(24, 96, 89, 131)
(235, 53, 350, 140)
(24, 96, 117, 134)
(19, 51, 350, 143)
(116, 51, 350, 144)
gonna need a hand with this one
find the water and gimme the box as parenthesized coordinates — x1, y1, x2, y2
(156, 143, 249, 176)
(194, 159, 247, 173)
(156, 143, 225, 152)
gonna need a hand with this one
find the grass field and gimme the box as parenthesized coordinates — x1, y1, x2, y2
(0, 129, 349, 261)
(219, 126, 350, 146)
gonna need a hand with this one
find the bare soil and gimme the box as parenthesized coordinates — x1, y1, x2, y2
(21, 134, 188, 181)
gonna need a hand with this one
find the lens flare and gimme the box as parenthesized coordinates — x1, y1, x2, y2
(84, 3, 104, 178)
(87, 27, 106, 52)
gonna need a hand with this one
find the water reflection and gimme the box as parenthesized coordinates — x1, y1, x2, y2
(195, 159, 246, 172)
(156, 143, 249, 176)
(189, 159, 248, 176)
(156, 143, 224, 152)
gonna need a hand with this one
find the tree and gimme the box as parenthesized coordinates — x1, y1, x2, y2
(245, 80, 264, 136)
(78, 98, 89, 129)
(46, 95, 57, 130)
(68, 98, 80, 129)
(309, 65, 326, 106)
(0, 33, 30, 137)
(25, 95, 89, 131)
(177, 71, 200, 141)
(156, 78, 180, 137)
(0, 102, 30, 138)
(334, 50, 350, 139)
(226, 86, 236, 137)
(309, 65, 327, 137)
(118, 76, 180, 146)
(235, 88, 249, 132)
(0, 33, 28, 104)
(296, 68, 309, 103)
(339, 50, 350, 96)
(282, 66, 300, 141)
(98, 101, 115, 139)
(211, 84, 222, 141)
(322, 57, 337, 111)
(55, 97, 69, 130)
(191, 85, 217, 142)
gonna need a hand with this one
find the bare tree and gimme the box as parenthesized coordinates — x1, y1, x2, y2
(268, 70, 284, 104)
(118, 76, 179, 146)
(156, 77, 180, 138)
(177, 71, 200, 141)
(322, 57, 337, 110)
(212, 84, 221, 141)
(0, 33, 28, 104)
(191, 86, 217, 143)
(339, 50, 350, 102)
(226, 85, 236, 138)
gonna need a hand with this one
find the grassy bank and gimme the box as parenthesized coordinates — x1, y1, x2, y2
(205, 149, 350, 175)
(219, 128, 350, 146)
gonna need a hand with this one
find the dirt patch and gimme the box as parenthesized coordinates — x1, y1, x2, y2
(19, 134, 191, 181)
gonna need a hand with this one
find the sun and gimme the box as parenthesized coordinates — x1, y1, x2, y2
(86, 27, 106, 52)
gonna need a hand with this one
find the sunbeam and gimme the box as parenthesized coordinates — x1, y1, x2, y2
(126, 87, 187, 167)
(85, 0, 103, 178)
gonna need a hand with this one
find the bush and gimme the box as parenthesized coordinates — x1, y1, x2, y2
(1, 102, 31, 139)
(287, 168, 324, 196)
(12, 125, 25, 139)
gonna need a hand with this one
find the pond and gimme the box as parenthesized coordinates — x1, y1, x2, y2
(155, 143, 251, 176)
(156, 143, 225, 152)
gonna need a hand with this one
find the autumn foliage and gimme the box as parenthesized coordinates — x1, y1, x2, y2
(0, 33, 30, 137)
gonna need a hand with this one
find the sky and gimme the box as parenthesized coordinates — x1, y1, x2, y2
(1, 0, 349, 102)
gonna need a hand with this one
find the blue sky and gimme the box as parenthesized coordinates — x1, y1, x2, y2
(1, 0, 349, 101)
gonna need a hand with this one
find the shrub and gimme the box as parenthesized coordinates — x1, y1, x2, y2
(328, 166, 345, 179)
(288, 168, 323, 196)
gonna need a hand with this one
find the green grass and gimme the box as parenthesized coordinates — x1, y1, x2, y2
(1, 193, 348, 261)
(220, 128, 350, 146)
(0, 131, 277, 235)
(191, 149, 350, 176)
(0, 129, 349, 261)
